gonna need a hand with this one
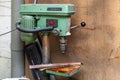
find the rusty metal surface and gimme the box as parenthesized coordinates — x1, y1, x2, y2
(29, 62, 82, 69)
(42, 34, 50, 64)
(42, 34, 50, 80)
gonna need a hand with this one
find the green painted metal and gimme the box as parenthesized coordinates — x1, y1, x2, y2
(37, 16, 71, 36)
(20, 33, 36, 42)
(20, 16, 35, 29)
(20, 16, 36, 42)
(45, 67, 80, 77)
(19, 4, 75, 41)
(20, 4, 75, 16)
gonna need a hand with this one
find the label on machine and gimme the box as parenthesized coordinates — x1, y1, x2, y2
(47, 8, 62, 11)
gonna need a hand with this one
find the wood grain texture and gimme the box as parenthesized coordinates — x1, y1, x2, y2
(25, 0, 120, 80)
(24, 0, 30, 4)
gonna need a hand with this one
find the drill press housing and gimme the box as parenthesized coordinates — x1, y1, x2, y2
(17, 4, 76, 53)
(19, 4, 75, 42)
(16, 4, 81, 79)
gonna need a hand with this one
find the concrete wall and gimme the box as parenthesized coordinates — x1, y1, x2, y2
(0, 0, 11, 79)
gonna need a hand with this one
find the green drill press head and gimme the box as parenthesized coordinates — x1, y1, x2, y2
(20, 4, 75, 16)
(18, 4, 75, 42)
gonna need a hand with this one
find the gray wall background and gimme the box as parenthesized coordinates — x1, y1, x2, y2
(0, 0, 11, 79)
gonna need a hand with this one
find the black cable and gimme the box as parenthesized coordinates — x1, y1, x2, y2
(0, 29, 16, 37)
(25, 42, 43, 80)
(16, 22, 54, 33)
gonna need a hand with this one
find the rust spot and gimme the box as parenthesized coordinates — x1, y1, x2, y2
(48, 65, 80, 74)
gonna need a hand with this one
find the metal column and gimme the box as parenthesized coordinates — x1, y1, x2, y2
(42, 34, 50, 64)
(11, 0, 24, 77)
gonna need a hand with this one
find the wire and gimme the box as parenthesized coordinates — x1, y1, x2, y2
(0, 29, 17, 37)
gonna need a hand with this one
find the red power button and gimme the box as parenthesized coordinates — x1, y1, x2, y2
(46, 19, 58, 27)
(49, 21, 54, 25)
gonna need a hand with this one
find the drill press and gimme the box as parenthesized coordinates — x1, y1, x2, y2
(16, 3, 83, 80)
(17, 4, 75, 53)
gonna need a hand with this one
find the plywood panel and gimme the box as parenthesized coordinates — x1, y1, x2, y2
(25, 0, 120, 80)
(24, 0, 30, 4)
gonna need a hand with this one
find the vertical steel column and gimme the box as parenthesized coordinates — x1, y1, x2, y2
(42, 34, 50, 64)
(42, 34, 50, 80)
(11, 0, 24, 77)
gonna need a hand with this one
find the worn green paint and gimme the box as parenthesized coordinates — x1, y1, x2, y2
(20, 16, 36, 42)
(19, 4, 75, 42)
(20, 4, 75, 16)
(20, 33, 36, 42)
(37, 16, 71, 36)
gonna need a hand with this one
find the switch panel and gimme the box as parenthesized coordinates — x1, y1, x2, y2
(46, 19, 58, 28)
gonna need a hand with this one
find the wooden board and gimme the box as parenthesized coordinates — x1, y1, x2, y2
(24, 0, 120, 80)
